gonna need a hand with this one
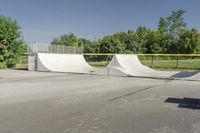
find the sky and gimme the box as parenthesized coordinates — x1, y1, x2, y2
(0, 0, 200, 43)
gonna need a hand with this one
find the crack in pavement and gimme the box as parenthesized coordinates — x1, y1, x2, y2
(108, 80, 173, 101)
(108, 86, 155, 101)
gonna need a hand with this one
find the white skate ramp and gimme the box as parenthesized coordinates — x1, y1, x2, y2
(108, 54, 183, 79)
(37, 53, 93, 73)
(37, 53, 125, 75)
(36, 53, 200, 80)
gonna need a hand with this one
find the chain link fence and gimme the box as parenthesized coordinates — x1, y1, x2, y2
(15, 51, 200, 71)
(15, 43, 83, 70)
(15, 54, 28, 70)
(28, 43, 83, 54)
(138, 54, 200, 71)
(84, 54, 113, 67)
(84, 54, 200, 70)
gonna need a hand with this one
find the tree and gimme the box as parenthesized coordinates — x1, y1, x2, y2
(51, 32, 81, 47)
(51, 33, 100, 53)
(79, 38, 97, 53)
(51, 10, 200, 55)
(158, 10, 186, 39)
(112, 31, 135, 53)
(134, 27, 151, 53)
(145, 31, 163, 53)
(0, 15, 26, 68)
(178, 28, 200, 54)
(112, 27, 152, 54)
(99, 35, 125, 53)
(158, 10, 187, 53)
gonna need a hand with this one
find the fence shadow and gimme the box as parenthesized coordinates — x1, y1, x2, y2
(165, 97, 200, 110)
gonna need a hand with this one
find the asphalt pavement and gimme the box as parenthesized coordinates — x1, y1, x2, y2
(0, 70, 200, 133)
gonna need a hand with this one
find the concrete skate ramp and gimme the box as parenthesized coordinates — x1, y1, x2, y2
(37, 53, 93, 74)
(108, 54, 199, 79)
(37, 53, 124, 76)
(36, 53, 200, 80)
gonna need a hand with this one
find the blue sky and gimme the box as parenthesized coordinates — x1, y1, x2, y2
(0, 0, 200, 43)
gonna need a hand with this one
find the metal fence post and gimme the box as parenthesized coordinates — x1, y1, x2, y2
(151, 56, 154, 68)
(73, 47, 76, 54)
(35, 41, 38, 53)
(21, 55, 24, 69)
(176, 56, 179, 68)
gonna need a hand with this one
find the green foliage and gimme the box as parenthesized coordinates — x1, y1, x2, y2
(158, 10, 186, 39)
(178, 28, 200, 54)
(51, 32, 101, 54)
(145, 31, 162, 53)
(157, 10, 188, 54)
(111, 27, 150, 54)
(99, 35, 125, 53)
(0, 15, 26, 68)
(79, 39, 95, 53)
(51, 32, 81, 47)
(51, 10, 200, 55)
(133, 27, 151, 53)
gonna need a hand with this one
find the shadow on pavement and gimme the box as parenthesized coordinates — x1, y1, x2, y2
(165, 97, 200, 110)
(171, 71, 199, 78)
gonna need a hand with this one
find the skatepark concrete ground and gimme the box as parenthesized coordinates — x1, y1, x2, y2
(0, 70, 200, 133)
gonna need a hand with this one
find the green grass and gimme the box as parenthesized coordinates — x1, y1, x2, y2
(88, 61, 109, 67)
(141, 59, 200, 71)
(14, 55, 200, 71)
(88, 59, 200, 71)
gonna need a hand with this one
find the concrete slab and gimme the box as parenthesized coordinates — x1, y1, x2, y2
(0, 70, 200, 133)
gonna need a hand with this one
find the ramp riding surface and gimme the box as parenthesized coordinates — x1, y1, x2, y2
(37, 53, 93, 74)
(37, 53, 125, 76)
(36, 53, 200, 80)
(108, 54, 199, 80)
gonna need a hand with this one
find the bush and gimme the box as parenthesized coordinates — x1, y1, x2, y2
(0, 15, 26, 68)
